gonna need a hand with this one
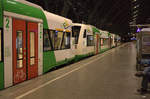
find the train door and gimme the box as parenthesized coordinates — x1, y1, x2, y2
(27, 22, 38, 79)
(96, 34, 99, 54)
(109, 37, 112, 48)
(13, 19, 26, 84)
(101, 38, 103, 46)
(13, 19, 38, 84)
(0, 29, 4, 89)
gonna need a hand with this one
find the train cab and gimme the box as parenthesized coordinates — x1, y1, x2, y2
(72, 23, 95, 60)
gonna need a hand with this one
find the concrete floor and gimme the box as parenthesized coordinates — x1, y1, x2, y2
(0, 42, 149, 99)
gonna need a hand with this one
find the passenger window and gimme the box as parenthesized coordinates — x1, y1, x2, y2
(16, 31, 23, 68)
(65, 32, 71, 49)
(49, 30, 55, 50)
(30, 32, 35, 65)
(83, 30, 86, 38)
(44, 30, 51, 51)
(87, 35, 94, 46)
(54, 31, 63, 50)
(61, 32, 70, 49)
(72, 26, 81, 44)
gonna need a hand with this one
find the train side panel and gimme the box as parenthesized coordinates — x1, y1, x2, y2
(100, 31, 109, 51)
(2, 0, 46, 88)
(0, 0, 4, 90)
(3, 16, 13, 87)
(43, 11, 75, 73)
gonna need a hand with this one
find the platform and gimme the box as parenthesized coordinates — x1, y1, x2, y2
(0, 42, 149, 99)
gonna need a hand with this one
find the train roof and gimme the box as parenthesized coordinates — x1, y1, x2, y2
(44, 11, 72, 31)
(141, 28, 150, 32)
(100, 30, 109, 38)
(73, 23, 93, 29)
(3, 0, 48, 28)
(73, 23, 91, 27)
(91, 26, 100, 34)
(73, 23, 82, 26)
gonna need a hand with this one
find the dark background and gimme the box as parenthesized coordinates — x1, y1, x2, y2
(26, 0, 150, 38)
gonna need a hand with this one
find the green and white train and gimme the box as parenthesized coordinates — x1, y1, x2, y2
(0, 0, 121, 90)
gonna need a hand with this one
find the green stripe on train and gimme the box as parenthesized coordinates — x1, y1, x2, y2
(0, 62, 4, 90)
(43, 51, 56, 73)
(92, 26, 101, 34)
(3, 0, 48, 29)
(55, 57, 75, 66)
(43, 51, 75, 73)
(75, 52, 95, 61)
(100, 48, 110, 53)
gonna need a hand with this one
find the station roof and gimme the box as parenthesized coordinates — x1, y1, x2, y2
(26, 0, 150, 36)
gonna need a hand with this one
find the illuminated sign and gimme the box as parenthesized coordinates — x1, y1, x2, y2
(87, 27, 91, 33)
(62, 20, 71, 29)
(137, 28, 141, 32)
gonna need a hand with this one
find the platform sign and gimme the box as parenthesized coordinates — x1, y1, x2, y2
(137, 28, 141, 33)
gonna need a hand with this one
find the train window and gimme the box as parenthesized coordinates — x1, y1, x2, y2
(16, 31, 23, 68)
(30, 32, 35, 65)
(83, 30, 86, 38)
(49, 30, 55, 50)
(65, 32, 71, 49)
(54, 31, 63, 50)
(87, 35, 94, 46)
(61, 32, 70, 49)
(0, 30, 1, 61)
(43, 30, 51, 51)
(72, 26, 81, 44)
(17, 60, 23, 68)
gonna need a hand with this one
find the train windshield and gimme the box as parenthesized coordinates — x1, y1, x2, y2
(72, 26, 81, 44)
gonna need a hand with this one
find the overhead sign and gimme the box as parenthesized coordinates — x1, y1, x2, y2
(137, 28, 141, 32)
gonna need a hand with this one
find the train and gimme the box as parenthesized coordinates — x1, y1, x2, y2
(0, 0, 121, 90)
